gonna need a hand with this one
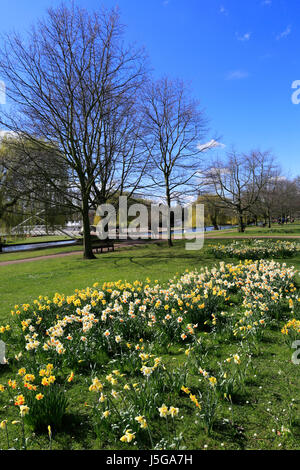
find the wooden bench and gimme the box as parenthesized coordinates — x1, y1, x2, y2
(92, 240, 115, 254)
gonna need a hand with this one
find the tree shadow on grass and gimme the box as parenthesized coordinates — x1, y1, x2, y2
(104, 253, 214, 270)
(54, 412, 93, 450)
(212, 419, 247, 450)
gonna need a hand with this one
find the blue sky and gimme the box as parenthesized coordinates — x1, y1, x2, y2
(1, 0, 300, 176)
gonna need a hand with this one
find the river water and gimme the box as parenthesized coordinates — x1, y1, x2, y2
(2, 239, 77, 253)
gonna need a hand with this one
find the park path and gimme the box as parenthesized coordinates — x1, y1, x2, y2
(1, 235, 300, 266)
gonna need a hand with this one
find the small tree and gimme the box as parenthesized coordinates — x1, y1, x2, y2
(141, 76, 211, 246)
(272, 178, 300, 223)
(205, 150, 276, 232)
(256, 172, 281, 228)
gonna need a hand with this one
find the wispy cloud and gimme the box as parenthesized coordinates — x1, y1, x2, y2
(162, 0, 170, 6)
(197, 140, 226, 152)
(0, 130, 17, 140)
(262, 0, 272, 5)
(276, 25, 291, 40)
(226, 70, 249, 80)
(219, 5, 228, 15)
(236, 32, 251, 42)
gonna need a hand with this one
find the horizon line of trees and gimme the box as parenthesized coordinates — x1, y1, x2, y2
(196, 175, 300, 231)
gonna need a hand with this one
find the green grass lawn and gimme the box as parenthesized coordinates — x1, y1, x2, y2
(0, 241, 217, 323)
(1, 239, 300, 323)
(1, 239, 300, 450)
(205, 222, 300, 237)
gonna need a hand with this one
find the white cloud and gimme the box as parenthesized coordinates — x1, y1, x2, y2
(275, 175, 287, 181)
(276, 25, 291, 40)
(197, 140, 226, 152)
(236, 32, 251, 42)
(226, 70, 249, 80)
(0, 130, 17, 140)
(262, 0, 272, 5)
(180, 194, 197, 206)
(0, 80, 5, 105)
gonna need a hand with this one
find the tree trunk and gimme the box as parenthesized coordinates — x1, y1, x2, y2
(211, 215, 219, 230)
(82, 196, 96, 259)
(268, 211, 272, 229)
(165, 181, 173, 247)
(238, 214, 245, 233)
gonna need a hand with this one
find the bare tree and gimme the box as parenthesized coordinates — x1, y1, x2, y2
(141, 76, 211, 246)
(256, 171, 282, 228)
(205, 150, 276, 232)
(272, 177, 300, 223)
(0, 4, 148, 258)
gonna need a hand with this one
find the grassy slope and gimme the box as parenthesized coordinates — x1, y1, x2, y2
(0, 241, 216, 322)
(1, 239, 300, 323)
(1, 239, 300, 449)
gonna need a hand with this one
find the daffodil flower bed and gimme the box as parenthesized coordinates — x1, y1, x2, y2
(0, 259, 300, 450)
(209, 240, 300, 260)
